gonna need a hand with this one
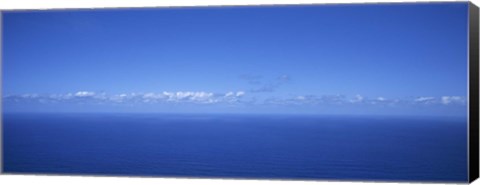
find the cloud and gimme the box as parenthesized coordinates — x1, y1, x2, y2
(236, 91, 245, 97)
(3, 91, 466, 108)
(296, 96, 306, 100)
(241, 74, 291, 93)
(139, 91, 218, 104)
(251, 85, 277, 93)
(75, 91, 95, 97)
(350, 94, 364, 103)
(110, 93, 129, 103)
(415, 96, 435, 102)
(264, 95, 344, 106)
(441, 96, 465, 105)
(414, 96, 436, 104)
(21, 93, 40, 98)
(410, 96, 465, 105)
(261, 94, 467, 107)
(319, 95, 347, 104)
(225, 92, 235, 97)
(239, 74, 263, 85)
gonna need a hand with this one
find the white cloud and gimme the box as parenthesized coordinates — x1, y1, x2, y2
(110, 93, 130, 103)
(176, 92, 192, 99)
(296, 96, 306, 100)
(415, 97, 435, 102)
(441, 96, 465, 105)
(244, 74, 291, 93)
(162, 91, 175, 101)
(64, 93, 74, 99)
(21, 93, 39, 98)
(188, 92, 214, 102)
(75, 91, 95, 97)
(413, 96, 437, 105)
(3, 92, 467, 108)
(141, 91, 222, 104)
(225, 92, 234, 97)
(236, 91, 245, 97)
(350, 94, 364, 103)
(320, 95, 346, 104)
(220, 91, 246, 104)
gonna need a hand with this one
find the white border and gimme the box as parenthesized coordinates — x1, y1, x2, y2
(467, 1, 471, 183)
(0, 0, 470, 10)
(0, 0, 478, 185)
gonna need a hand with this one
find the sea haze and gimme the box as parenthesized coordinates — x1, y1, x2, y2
(3, 113, 467, 182)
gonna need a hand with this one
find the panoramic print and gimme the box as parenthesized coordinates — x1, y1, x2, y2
(2, 2, 470, 182)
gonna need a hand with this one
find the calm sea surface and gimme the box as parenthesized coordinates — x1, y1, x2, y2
(2, 113, 468, 182)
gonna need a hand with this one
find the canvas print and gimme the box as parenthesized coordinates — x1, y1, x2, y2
(1, 2, 475, 183)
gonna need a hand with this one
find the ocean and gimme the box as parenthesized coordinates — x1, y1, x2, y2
(2, 113, 468, 182)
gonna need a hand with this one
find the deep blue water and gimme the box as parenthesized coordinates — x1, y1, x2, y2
(2, 113, 468, 182)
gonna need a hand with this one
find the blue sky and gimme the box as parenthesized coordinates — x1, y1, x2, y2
(2, 2, 469, 116)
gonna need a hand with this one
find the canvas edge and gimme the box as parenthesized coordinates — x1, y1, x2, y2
(0, 10, 4, 175)
(469, 1, 479, 183)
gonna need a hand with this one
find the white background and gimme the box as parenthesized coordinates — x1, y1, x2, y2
(0, 0, 479, 184)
